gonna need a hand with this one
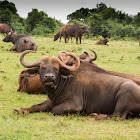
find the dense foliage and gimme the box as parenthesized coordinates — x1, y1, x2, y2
(67, 3, 140, 39)
(0, 0, 140, 39)
(0, 0, 63, 36)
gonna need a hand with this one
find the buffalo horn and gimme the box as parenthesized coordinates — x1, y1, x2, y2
(52, 52, 80, 71)
(20, 50, 43, 68)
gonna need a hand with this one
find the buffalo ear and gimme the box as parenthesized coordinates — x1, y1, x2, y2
(25, 67, 39, 77)
(59, 68, 74, 79)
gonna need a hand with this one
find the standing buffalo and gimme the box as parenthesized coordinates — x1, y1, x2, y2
(15, 50, 140, 120)
(55, 24, 89, 44)
(96, 37, 109, 46)
(3, 32, 37, 53)
(54, 25, 72, 43)
(0, 24, 12, 34)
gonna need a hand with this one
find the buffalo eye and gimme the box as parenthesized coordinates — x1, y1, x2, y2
(40, 67, 46, 72)
(54, 68, 59, 73)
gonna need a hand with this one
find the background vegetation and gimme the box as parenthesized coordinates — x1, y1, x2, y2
(0, 34, 140, 139)
(0, 0, 140, 139)
(0, 0, 140, 39)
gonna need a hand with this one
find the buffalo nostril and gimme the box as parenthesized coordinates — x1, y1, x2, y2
(44, 74, 55, 79)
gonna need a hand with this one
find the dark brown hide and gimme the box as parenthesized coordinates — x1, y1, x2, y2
(96, 38, 109, 45)
(14, 51, 140, 120)
(0, 24, 11, 34)
(59, 51, 140, 85)
(54, 25, 72, 43)
(3, 32, 37, 53)
(61, 24, 89, 44)
(58, 50, 97, 66)
(17, 68, 45, 94)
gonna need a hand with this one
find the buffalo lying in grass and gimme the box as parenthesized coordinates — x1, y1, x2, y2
(96, 37, 109, 46)
(3, 32, 37, 53)
(17, 50, 97, 94)
(15, 50, 140, 120)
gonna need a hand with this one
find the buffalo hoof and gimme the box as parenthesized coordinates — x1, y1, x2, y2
(0, 71, 4, 73)
(88, 113, 108, 120)
(14, 108, 25, 114)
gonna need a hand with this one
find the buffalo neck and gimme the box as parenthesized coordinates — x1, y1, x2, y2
(47, 73, 73, 105)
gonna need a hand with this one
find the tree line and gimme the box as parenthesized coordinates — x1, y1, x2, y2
(0, 0, 140, 40)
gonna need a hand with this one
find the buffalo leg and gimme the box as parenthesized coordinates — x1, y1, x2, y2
(79, 37, 82, 44)
(76, 37, 78, 44)
(59, 36, 61, 42)
(71, 37, 73, 43)
(14, 100, 53, 113)
(65, 37, 67, 43)
(10, 45, 16, 52)
(111, 81, 140, 119)
(52, 102, 82, 115)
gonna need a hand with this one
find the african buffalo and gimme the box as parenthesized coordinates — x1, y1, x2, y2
(15, 50, 140, 120)
(17, 68, 45, 94)
(57, 24, 89, 44)
(58, 50, 97, 65)
(58, 51, 140, 85)
(0, 24, 12, 34)
(54, 25, 72, 43)
(3, 32, 37, 53)
(17, 50, 97, 94)
(96, 37, 109, 46)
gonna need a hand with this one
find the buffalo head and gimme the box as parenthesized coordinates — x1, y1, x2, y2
(79, 25, 89, 33)
(54, 33, 60, 41)
(2, 32, 13, 42)
(20, 50, 80, 88)
(58, 50, 97, 65)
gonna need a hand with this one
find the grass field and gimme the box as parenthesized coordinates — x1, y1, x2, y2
(0, 35, 140, 140)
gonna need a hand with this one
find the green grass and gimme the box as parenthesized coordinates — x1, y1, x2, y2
(0, 35, 140, 140)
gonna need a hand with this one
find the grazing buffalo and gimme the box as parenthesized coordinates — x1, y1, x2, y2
(54, 25, 72, 43)
(55, 24, 89, 44)
(15, 50, 140, 120)
(0, 24, 12, 34)
(17, 68, 45, 94)
(17, 50, 97, 94)
(3, 32, 37, 53)
(96, 37, 109, 46)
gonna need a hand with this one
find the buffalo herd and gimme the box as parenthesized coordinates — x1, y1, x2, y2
(0, 23, 140, 120)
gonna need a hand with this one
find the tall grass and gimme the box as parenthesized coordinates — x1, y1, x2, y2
(0, 35, 140, 140)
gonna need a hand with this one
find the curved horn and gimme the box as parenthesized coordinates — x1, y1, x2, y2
(58, 51, 65, 62)
(58, 51, 75, 65)
(80, 50, 92, 63)
(20, 50, 42, 68)
(53, 52, 80, 71)
(80, 50, 97, 63)
(89, 49, 97, 61)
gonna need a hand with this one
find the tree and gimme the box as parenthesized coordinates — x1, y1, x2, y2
(25, 9, 48, 32)
(31, 17, 62, 36)
(0, 0, 17, 15)
(0, 8, 12, 24)
(67, 7, 90, 22)
(96, 3, 107, 12)
(133, 12, 140, 26)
